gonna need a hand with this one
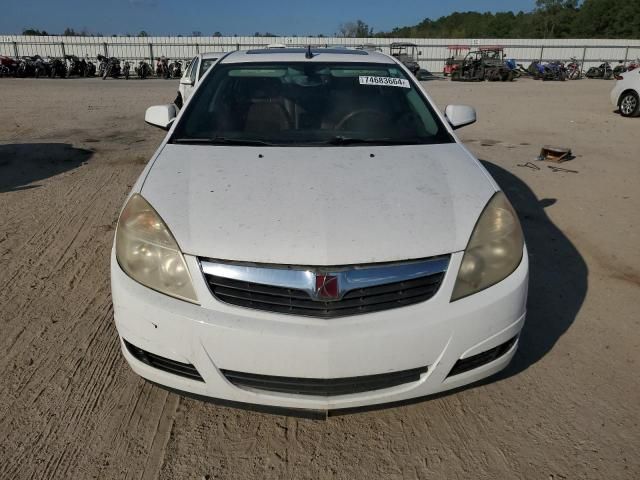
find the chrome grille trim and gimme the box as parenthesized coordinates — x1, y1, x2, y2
(199, 256, 449, 302)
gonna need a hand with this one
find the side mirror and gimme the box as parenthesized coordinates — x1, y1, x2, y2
(444, 105, 476, 130)
(145, 104, 177, 130)
(180, 77, 194, 86)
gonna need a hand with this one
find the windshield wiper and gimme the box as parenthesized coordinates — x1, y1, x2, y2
(171, 136, 274, 146)
(321, 136, 430, 146)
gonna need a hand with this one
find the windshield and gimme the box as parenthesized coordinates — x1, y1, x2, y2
(171, 62, 452, 146)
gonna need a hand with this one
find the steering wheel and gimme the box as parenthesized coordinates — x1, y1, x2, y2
(334, 109, 386, 131)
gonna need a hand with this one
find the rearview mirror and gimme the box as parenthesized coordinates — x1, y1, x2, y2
(145, 104, 177, 130)
(180, 78, 194, 86)
(444, 105, 477, 130)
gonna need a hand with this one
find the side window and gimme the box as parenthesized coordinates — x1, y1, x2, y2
(184, 56, 197, 79)
(190, 58, 200, 83)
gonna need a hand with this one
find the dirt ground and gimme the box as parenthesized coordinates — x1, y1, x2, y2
(1, 76, 639, 480)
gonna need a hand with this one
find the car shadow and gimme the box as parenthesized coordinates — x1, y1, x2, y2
(0, 143, 93, 193)
(480, 160, 588, 382)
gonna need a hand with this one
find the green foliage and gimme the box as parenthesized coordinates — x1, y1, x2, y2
(380, 0, 640, 38)
(22, 28, 48, 35)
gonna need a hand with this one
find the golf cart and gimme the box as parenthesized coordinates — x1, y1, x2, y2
(451, 46, 514, 82)
(390, 42, 421, 75)
(443, 45, 470, 76)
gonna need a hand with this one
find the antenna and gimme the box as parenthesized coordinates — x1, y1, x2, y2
(305, 45, 313, 59)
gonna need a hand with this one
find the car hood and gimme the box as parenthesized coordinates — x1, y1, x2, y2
(140, 144, 496, 265)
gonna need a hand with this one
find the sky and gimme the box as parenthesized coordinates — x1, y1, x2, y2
(3, 0, 537, 36)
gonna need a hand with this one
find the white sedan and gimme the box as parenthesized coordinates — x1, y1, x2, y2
(611, 68, 640, 117)
(174, 51, 225, 108)
(114, 47, 528, 414)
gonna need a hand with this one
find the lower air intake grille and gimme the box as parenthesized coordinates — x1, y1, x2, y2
(123, 339, 204, 382)
(447, 336, 518, 377)
(221, 366, 428, 396)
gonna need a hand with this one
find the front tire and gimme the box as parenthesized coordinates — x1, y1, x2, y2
(619, 91, 640, 117)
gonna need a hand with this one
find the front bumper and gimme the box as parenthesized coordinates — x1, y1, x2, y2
(610, 83, 624, 107)
(111, 249, 528, 412)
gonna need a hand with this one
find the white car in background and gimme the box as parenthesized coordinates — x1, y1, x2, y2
(115, 48, 528, 415)
(174, 52, 225, 108)
(611, 68, 640, 117)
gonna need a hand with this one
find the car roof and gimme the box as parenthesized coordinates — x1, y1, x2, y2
(219, 48, 396, 65)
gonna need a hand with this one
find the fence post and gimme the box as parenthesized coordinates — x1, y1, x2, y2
(581, 46, 587, 75)
(236, 43, 240, 51)
(60, 41, 66, 58)
(623, 46, 629, 63)
(149, 43, 154, 64)
(539, 46, 544, 61)
(13, 41, 18, 58)
(103, 42, 108, 57)
(195, 43, 199, 54)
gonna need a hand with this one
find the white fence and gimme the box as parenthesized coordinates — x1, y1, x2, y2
(2, 35, 640, 72)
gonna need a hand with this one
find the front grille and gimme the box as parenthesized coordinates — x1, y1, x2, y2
(204, 271, 444, 318)
(447, 336, 518, 377)
(123, 339, 204, 382)
(222, 366, 428, 396)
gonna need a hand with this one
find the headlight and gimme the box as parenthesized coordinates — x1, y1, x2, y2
(451, 191, 524, 301)
(115, 194, 198, 304)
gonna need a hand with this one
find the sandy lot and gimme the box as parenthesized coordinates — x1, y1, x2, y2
(1, 76, 639, 480)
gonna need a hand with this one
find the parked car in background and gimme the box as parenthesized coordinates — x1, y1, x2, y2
(174, 52, 225, 108)
(115, 47, 528, 414)
(611, 68, 640, 117)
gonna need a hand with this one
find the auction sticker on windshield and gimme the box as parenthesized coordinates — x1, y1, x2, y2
(359, 76, 410, 88)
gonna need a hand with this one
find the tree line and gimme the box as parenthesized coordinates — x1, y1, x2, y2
(378, 0, 640, 39)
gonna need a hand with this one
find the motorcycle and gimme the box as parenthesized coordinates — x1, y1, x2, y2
(135, 60, 152, 79)
(0, 55, 18, 77)
(527, 60, 566, 81)
(504, 58, 521, 79)
(15, 56, 39, 77)
(545, 60, 567, 81)
(123, 60, 131, 80)
(33, 56, 51, 78)
(566, 57, 581, 80)
(49, 57, 67, 78)
(156, 56, 170, 79)
(85, 58, 96, 77)
(168, 60, 182, 78)
(585, 61, 613, 80)
(101, 56, 122, 79)
(65, 55, 90, 77)
(96, 54, 109, 77)
(613, 59, 640, 76)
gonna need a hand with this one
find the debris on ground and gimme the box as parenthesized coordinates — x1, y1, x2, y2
(517, 162, 541, 170)
(548, 165, 578, 173)
(537, 145, 573, 162)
